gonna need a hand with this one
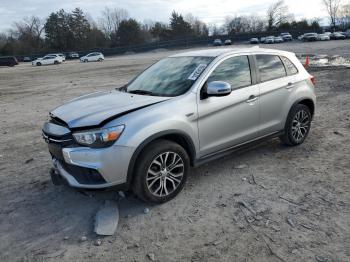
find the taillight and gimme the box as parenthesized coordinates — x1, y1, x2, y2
(310, 75, 316, 86)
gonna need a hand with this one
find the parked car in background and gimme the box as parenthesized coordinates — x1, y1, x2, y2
(43, 48, 316, 203)
(260, 37, 266, 43)
(0, 56, 18, 67)
(274, 36, 284, 43)
(80, 52, 104, 62)
(250, 38, 259, 44)
(224, 39, 232, 45)
(265, 36, 274, 44)
(280, 32, 293, 41)
(302, 33, 318, 42)
(343, 30, 350, 38)
(67, 52, 79, 59)
(213, 39, 222, 46)
(317, 33, 330, 41)
(47, 53, 66, 61)
(32, 55, 62, 66)
(23, 56, 32, 62)
(330, 32, 346, 40)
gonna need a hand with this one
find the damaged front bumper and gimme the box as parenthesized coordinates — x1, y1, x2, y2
(50, 145, 135, 189)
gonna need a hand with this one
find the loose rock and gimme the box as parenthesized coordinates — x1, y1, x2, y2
(147, 253, 155, 261)
(80, 236, 87, 242)
(235, 164, 248, 169)
(25, 158, 34, 164)
(315, 255, 328, 262)
(143, 208, 150, 214)
(94, 239, 102, 246)
(287, 217, 296, 228)
(118, 191, 126, 198)
(94, 200, 119, 236)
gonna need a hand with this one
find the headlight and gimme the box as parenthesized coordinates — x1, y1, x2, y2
(73, 125, 125, 148)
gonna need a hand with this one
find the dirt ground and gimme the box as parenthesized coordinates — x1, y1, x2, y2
(1, 40, 350, 262)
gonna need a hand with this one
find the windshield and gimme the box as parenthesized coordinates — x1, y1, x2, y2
(126, 56, 214, 97)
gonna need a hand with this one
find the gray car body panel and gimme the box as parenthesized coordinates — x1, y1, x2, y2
(46, 47, 316, 188)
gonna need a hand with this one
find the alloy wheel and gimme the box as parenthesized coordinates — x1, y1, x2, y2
(291, 109, 310, 142)
(146, 151, 184, 197)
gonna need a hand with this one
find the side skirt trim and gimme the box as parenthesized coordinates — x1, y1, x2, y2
(194, 131, 284, 167)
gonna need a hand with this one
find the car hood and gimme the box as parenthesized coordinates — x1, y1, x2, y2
(50, 90, 170, 129)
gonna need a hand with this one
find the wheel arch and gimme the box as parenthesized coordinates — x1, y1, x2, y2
(298, 98, 315, 117)
(125, 130, 196, 189)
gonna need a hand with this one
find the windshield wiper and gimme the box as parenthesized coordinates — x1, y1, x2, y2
(128, 90, 158, 96)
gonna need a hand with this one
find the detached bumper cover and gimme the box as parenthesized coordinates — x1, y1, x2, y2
(51, 145, 135, 189)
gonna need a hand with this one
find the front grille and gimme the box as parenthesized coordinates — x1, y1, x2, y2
(60, 161, 107, 185)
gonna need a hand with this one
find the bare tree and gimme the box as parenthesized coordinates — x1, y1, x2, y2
(14, 16, 44, 40)
(184, 13, 209, 36)
(267, 0, 291, 30)
(338, 2, 350, 29)
(322, 0, 342, 30)
(99, 7, 129, 39)
(224, 15, 266, 35)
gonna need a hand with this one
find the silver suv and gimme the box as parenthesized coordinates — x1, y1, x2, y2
(43, 47, 316, 203)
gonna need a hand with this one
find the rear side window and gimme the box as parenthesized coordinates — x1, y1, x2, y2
(256, 55, 286, 82)
(280, 56, 298, 75)
(207, 55, 252, 90)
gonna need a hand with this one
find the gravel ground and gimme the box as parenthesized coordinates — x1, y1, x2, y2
(1, 40, 350, 262)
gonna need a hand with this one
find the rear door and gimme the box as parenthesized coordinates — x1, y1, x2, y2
(256, 54, 298, 135)
(197, 55, 260, 156)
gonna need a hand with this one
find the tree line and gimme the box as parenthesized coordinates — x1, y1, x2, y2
(0, 0, 349, 56)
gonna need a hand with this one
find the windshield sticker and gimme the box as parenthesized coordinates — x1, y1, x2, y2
(188, 64, 207, 81)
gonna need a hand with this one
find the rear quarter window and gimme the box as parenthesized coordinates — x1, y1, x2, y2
(280, 56, 298, 75)
(256, 54, 287, 82)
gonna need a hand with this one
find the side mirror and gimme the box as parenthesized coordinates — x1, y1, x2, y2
(206, 81, 232, 97)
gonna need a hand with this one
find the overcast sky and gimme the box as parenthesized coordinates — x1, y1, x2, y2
(0, 0, 327, 32)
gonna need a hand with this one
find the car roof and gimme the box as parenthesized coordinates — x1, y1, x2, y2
(170, 47, 293, 58)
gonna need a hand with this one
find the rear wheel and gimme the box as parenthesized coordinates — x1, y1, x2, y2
(98, 58, 103, 62)
(132, 140, 189, 203)
(36, 62, 41, 66)
(84, 59, 88, 63)
(280, 104, 312, 146)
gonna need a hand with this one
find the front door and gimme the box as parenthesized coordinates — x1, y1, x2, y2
(197, 55, 260, 157)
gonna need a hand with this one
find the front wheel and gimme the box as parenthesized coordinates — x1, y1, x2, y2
(280, 104, 312, 146)
(132, 140, 190, 204)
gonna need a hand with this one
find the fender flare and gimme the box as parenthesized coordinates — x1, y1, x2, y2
(125, 130, 197, 188)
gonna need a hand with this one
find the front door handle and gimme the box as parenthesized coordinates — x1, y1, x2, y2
(246, 95, 258, 103)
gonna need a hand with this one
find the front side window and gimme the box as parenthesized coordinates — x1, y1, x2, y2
(126, 56, 214, 97)
(207, 56, 252, 90)
(256, 55, 286, 82)
(280, 56, 298, 75)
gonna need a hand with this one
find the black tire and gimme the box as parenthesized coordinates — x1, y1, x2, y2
(132, 139, 190, 204)
(54, 60, 59, 65)
(280, 104, 312, 146)
(98, 58, 103, 62)
(36, 62, 41, 66)
(84, 59, 88, 63)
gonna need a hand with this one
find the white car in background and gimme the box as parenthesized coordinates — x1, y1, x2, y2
(47, 53, 66, 61)
(317, 33, 330, 41)
(32, 55, 62, 66)
(80, 52, 104, 62)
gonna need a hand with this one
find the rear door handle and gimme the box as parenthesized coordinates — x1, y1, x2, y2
(246, 95, 258, 103)
(286, 82, 294, 89)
